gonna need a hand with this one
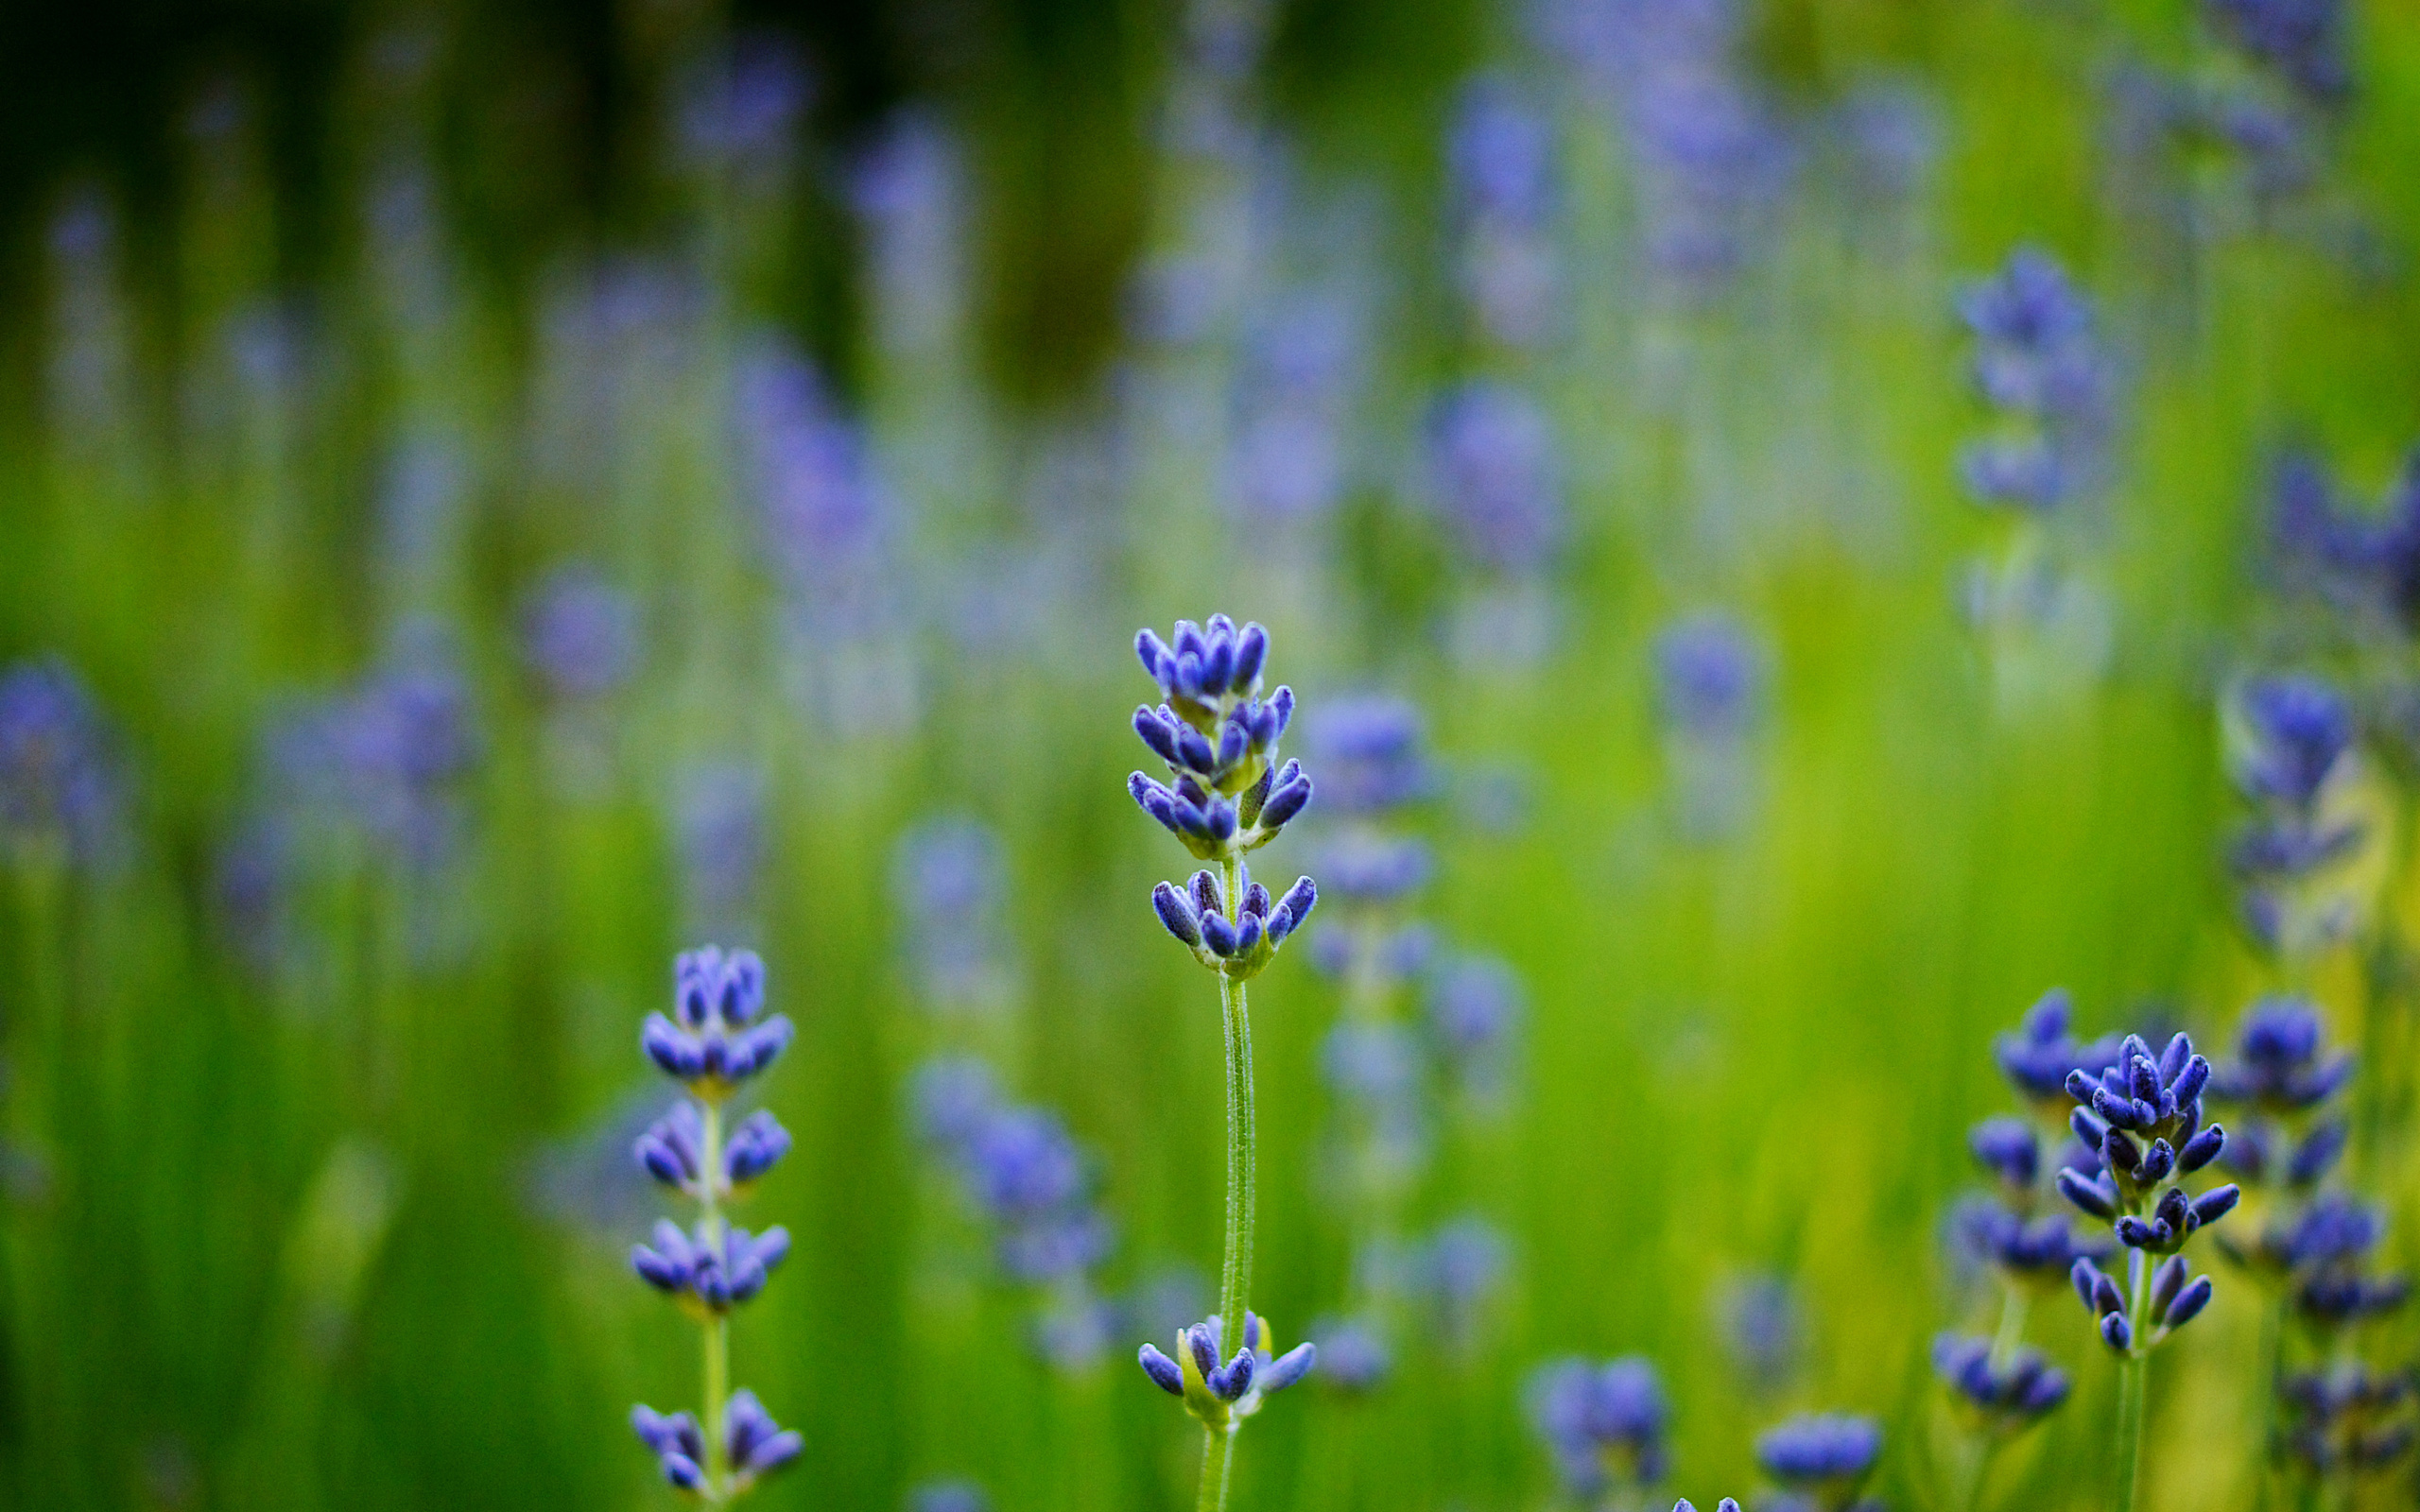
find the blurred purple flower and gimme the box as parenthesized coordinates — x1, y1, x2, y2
(1427, 382, 1564, 576)
(0, 656, 120, 865)
(520, 566, 639, 701)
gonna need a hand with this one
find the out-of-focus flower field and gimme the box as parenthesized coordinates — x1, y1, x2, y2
(5, 0, 2420, 1508)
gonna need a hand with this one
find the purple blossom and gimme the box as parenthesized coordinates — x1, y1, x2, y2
(676, 763, 765, 937)
(1654, 613, 1762, 740)
(1426, 383, 1564, 576)
(0, 656, 119, 863)
(1530, 1355, 1668, 1497)
(519, 566, 639, 701)
(892, 816, 1011, 1005)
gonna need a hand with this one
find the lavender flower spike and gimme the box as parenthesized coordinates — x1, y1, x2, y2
(1126, 619, 1321, 1512)
(628, 946, 803, 1500)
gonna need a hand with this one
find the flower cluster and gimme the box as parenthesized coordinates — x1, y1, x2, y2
(629, 947, 802, 1498)
(1125, 616, 1321, 1460)
(2279, 1366, 2415, 1475)
(1130, 617, 1313, 874)
(1138, 1312, 1317, 1430)
(631, 1391, 801, 1498)
(2226, 676, 2365, 956)
(1755, 1413, 1884, 1512)
(519, 564, 640, 702)
(1425, 383, 1565, 581)
(1932, 1334, 2071, 1435)
(2266, 451, 2420, 642)
(1653, 610, 1765, 836)
(1955, 248, 2112, 514)
(2058, 1032, 2239, 1355)
(1528, 1356, 1668, 1503)
(2204, 0, 2351, 107)
(1299, 694, 1521, 1389)
(1932, 988, 2100, 1452)
(1152, 866, 1320, 981)
(912, 1057, 1115, 1367)
(642, 948, 797, 1096)
(2204, 998, 2415, 1482)
(0, 656, 119, 867)
(1447, 77, 1562, 348)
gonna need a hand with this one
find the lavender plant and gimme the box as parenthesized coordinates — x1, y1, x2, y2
(1127, 616, 1320, 1511)
(2225, 676, 2365, 959)
(2207, 996, 2415, 1495)
(1528, 1355, 1668, 1509)
(2056, 1031, 2241, 1512)
(911, 1057, 1116, 1368)
(1953, 248, 2118, 696)
(1755, 1414, 1884, 1512)
(1928, 989, 2100, 1508)
(629, 946, 804, 1500)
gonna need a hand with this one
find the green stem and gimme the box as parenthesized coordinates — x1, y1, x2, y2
(1956, 1435, 2002, 1512)
(2253, 1297, 2282, 1512)
(700, 1097, 730, 1501)
(1989, 1286, 2030, 1369)
(1201, 853, 1256, 1512)
(1215, 858, 1256, 1339)
(2116, 1247, 2151, 1512)
(1198, 1425, 1236, 1512)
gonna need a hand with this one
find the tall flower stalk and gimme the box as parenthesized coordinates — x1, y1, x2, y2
(1127, 616, 1321, 1512)
(629, 946, 804, 1501)
(2056, 1032, 2242, 1512)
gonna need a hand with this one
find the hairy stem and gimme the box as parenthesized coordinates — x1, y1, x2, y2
(2253, 1296, 2282, 1512)
(700, 1097, 730, 1500)
(1199, 853, 1256, 1512)
(2116, 1249, 2151, 1512)
(1215, 858, 1256, 1338)
(1198, 1425, 1236, 1512)
(1989, 1285, 2030, 1369)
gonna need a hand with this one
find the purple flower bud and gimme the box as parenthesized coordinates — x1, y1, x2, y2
(2058, 1168, 2117, 1219)
(1269, 686, 1295, 739)
(1137, 629, 1173, 682)
(1170, 797, 1210, 837)
(1134, 707, 1182, 764)
(1201, 911, 1237, 956)
(1177, 725, 1217, 774)
(2165, 1276, 2214, 1329)
(2151, 1255, 2187, 1317)
(1214, 1347, 1254, 1400)
(2192, 1185, 2241, 1226)
(1234, 914, 1263, 954)
(1189, 869, 1223, 919)
(2179, 1124, 2225, 1174)
(1233, 625, 1268, 691)
(2116, 1216, 2157, 1249)
(1140, 1344, 1185, 1395)
(1260, 777, 1312, 829)
(1241, 882, 1271, 919)
(1202, 634, 1236, 696)
(1261, 1341, 1316, 1393)
(1153, 882, 1203, 947)
(2100, 1312, 2134, 1350)
(2104, 1129, 2142, 1171)
(2137, 1139, 2176, 1184)
(1216, 718, 1248, 770)
(1186, 1324, 1219, 1380)
(2071, 1257, 2100, 1310)
(2172, 1055, 2211, 1107)
(2158, 1032, 2191, 1084)
(2094, 1087, 2141, 1130)
(2094, 1268, 2126, 1317)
